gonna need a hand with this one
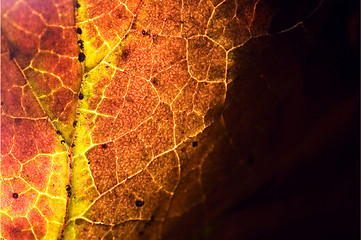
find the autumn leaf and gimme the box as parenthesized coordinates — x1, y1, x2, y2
(1, 0, 358, 239)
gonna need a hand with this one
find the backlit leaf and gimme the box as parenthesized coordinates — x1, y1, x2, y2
(1, 0, 358, 239)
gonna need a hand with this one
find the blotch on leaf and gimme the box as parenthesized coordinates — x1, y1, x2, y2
(14, 118, 22, 124)
(78, 93, 84, 100)
(121, 49, 130, 61)
(78, 52, 85, 62)
(77, 40, 84, 49)
(135, 200, 144, 207)
(192, 141, 198, 147)
(66, 185, 71, 197)
(12, 193, 18, 199)
(142, 30, 150, 36)
(76, 28, 82, 34)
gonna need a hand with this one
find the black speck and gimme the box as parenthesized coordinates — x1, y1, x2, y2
(76, 27, 82, 34)
(135, 200, 144, 207)
(142, 30, 150, 36)
(204, 82, 208, 85)
(192, 141, 198, 147)
(12, 193, 18, 199)
(73, 121, 77, 127)
(66, 185, 71, 197)
(77, 40, 84, 50)
(56, 130, 61, 135)
(78, 93, 84, 100)
(105, 65, 109, 69)
(61, 140, 65, 144)
(88, 161, 90, 164)
(180, 20, 184, 24)
(101, 144, 108, 149)
(71, 143, 75, 147)
(78, 52, 85, 62)
(75, 2, 80, 8)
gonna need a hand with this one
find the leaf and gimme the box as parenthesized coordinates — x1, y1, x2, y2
(1, 0, 358, 239)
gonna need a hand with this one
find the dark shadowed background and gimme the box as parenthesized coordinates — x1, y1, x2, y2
(189, 0, 360, 239)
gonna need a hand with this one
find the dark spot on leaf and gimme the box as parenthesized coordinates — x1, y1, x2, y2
(105, 65, 109, 69)
(61, 140, 65, 144)
(66, 185, 71, 197)
(139, 231, 144, 236)
(78, 93, 84, 100)
(151, 78, 158, 86)
(76, 27, 82, 34)
(56, 130, 61, 135)
(71, 143, 75, 147)
(78, 52, 85, 62)
(9, 50, 15, 60)
(135, 200, 144, 207)
(124, 34, 128, 40)
(101, 144, 108, 149)
(12, 193, 18, 199)
(73, 121, 77, 127)
(192, 141, 198, 147)
(204, 82, 208, 85)
(142, 30, 150, 36)
(75, 2, 80, 8)
(180, 20, 184, 24)
(121, 49, 130, 61)
(77, 40, 84, 49)
(14, 118, 22, 124)
(88, 161, 90, 164)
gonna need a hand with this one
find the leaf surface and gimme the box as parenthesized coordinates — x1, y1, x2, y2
(2, 0, 268, 238)
(2, 0, 357, 239)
